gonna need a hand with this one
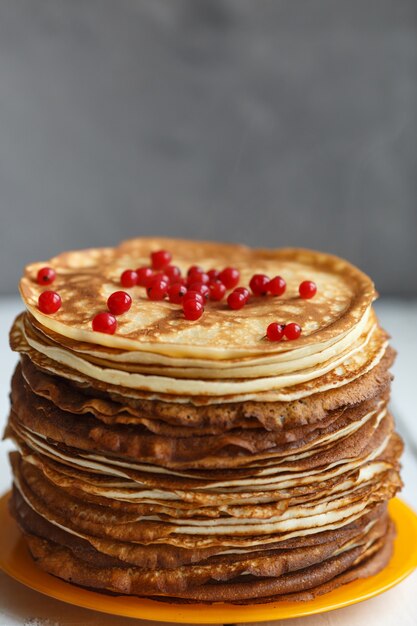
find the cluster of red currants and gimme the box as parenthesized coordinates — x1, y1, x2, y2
(35, 265, 130, 334)
(35, 249, 318, 339)
(118, 249, 243, 322)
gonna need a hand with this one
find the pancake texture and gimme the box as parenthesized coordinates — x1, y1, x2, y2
(5, 238, 403, 603)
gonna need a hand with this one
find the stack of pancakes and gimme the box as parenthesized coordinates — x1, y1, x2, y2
(5, 239, 402, 603)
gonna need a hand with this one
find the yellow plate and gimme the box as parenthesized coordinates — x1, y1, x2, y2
(1, 492, 417, 623)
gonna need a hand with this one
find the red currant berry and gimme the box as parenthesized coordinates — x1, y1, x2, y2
(284, 322, 302, 340)
(208, 280, 226, 302)
(207, 269, 220, 281)
(120, 269, 138, 288)
(187, 265, 204, 277)
(92, 312, 117, 334)
(266, 322, 285, 342)
(199, 272, 210, 285)
(219, 267, 240, 289)
(299, 280, 317, 299)
(168, 283, 188, 304)
(227, 290, 246, 310)
(267, 276, 286, 297)
(151, 249, 172, 270)
(136, 266, 153, 287)
(147, 277, 169, 301)
(107, 291, 132, 315)
(38, 290, 62, 314)
(183, 298, 204, 321)
(183, 290, 204, 306)
(188, 281, 210, 300)
(165, 265, 181, 283)
(36, 267, 56, 285)
(187, 271, 209, 286)
(152, 272, 170, 284)
(249, 274, 270, 296)
(234, 287, 250, 302)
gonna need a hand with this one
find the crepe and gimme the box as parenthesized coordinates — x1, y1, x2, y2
(20, 240, 376, 357)
(10, 311, 389, 403)
(4, 238, 403, 603)
(12, 486, 394, 603)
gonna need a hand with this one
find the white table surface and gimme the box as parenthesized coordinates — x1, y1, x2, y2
(0, 297, 416, 626)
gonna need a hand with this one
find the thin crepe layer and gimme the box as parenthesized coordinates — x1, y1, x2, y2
(10, 312, 389, 404)
(10, 363, 393, 468)
(19, 240, 376, 358)
(19, 350, 395, 433)
(11, 485, 389, 569)
(20, 515, 394, 602)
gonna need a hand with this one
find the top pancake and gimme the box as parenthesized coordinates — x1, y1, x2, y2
(20, 238, 376, 360)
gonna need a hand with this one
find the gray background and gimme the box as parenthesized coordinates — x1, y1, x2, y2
(0, 0, 416, 296)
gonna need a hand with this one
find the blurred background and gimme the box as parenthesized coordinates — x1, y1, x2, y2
(0, 0, 416, 296)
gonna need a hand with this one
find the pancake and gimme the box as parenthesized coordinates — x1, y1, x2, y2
(10, 423, 402, 499)
(20, 240, 376, 357)
(9, 362, 393, 468)
(14, 482, 394, 603)
(11, 485, 390, 568)
(4, 238, 403, 603)
(12, 486, 391, 601)
(19, 350, 395, 432)
(10, 439, 401, 542)
(11, 310, 389, 404)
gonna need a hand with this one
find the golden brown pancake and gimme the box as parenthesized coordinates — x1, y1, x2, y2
(10, 311, 389, 403)
(16, 502, 394, 603)
(11, 486, 390, 568)
(20, 239, 376, 357)
(10, 363, 393, 468)
(12, 486, 392, 600)
(19, 350, 395, 432)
